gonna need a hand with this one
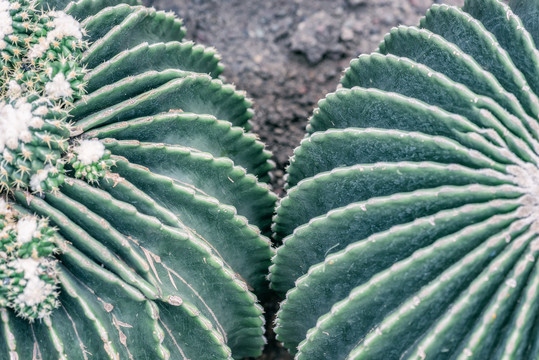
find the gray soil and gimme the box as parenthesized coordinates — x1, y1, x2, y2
(140, 0, 465, 358)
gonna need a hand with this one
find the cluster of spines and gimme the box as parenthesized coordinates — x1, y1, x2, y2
(0, 95, 69, 193)
(0, 0, 93, 194)
(0, 198, 60, 321)
(0, 0, 88, 103)
(67, 138, 115, 182)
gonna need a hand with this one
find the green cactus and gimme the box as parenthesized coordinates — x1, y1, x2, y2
(271, 0, 539, 358)
(0, 200, 60, 321)
(0, 0, 276, 358)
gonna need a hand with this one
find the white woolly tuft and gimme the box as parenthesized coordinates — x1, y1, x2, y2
(30, 165, 53, 193)
(16, 216, 38, 244)
(10, 258, 54, 308)
(28, 11, 82, 59)
(7, 80, 22, 98)
(0, 99, 43, 152)
(28, 37, 51, 60)
(51, 11, 83, 40)
(0, 197, 8, 214)
(2, 149, 13, 163)
(75, 139, 106, 165)
(0, 0, 13, 50)
(45, 73, 73, 98)
(32, 105, 49, 117)
(17, 276, 52, 307)
(10, 258, 40, 279)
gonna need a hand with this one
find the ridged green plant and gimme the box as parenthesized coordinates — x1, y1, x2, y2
(0, 0, 276, 358)
(271, 0, 539, 358)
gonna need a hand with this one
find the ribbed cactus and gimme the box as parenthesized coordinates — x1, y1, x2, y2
(0, 0, 276, 358)
(271, 0, 539, 358)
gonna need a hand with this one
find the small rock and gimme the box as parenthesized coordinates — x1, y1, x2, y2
(253, 54, 263, 64)
(255, 27, 265, 38)
(290, 11, 342, 64)
(340, 26, 354, 41)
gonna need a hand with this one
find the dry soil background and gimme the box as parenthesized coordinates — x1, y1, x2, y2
(142, 0, 465, 196)
(139, 0, 465, 358)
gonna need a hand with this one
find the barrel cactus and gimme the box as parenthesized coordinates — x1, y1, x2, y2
(0, 0, 276, 358)
(271, 0, 539, 358)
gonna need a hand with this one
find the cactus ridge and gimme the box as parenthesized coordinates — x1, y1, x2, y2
(273, 162, 511, 241)
(82, 41, 223, 93)
(295, 212, 524, 359)
(86, 112, 273, 179)
(81, 6, 186, 68)
(54, 179, 266, 355)
(0, 0, 274, 358)
(74, 75, 254, 132)
(275, 199, 522, 351)
(105, 156, 274, 293)
(103, 139, 276, 231)
(286, 128, 506, 187)
(306, 88, 519, 164)
(271, 189, 521, 294)
(272, 0, 539, 358)
(64, 0, 140, 19)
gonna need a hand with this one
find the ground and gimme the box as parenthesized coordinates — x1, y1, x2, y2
(140, 0, 465, 358)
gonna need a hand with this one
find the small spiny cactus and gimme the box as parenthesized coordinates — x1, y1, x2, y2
(0, 0, 275, 358)
(0, 198, 60, 321)
(271, 0, 539, 359)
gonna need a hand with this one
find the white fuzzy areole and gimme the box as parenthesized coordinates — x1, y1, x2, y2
(17, 276, 52, 307)
(0, 0, 13, 50)
(16, 216, 37, 244)
(32, 105, 49, 117)
(28, 11, 82, 59)
(45, 73, 73, 98)
(51, 11, 82, 39)
(0, 197, 7, 214)
(507, 164, 539, 232)
(7, 80, 22, 98)
(0, 99, 42, 152)
(75, 139, 105, 165)
(29, 165, 53, 193)
(10, 258, 53, 308)
(10, 258, 40, 279)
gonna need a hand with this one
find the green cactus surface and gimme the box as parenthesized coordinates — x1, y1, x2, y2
(0, 0, 276, 358)
(271, 0, 539, 359)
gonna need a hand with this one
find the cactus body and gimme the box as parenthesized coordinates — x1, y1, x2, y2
(0, 0, 275, 358)
(272, 0, 539, 358)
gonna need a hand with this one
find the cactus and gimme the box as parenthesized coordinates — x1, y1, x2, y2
(0, 0, 276, 358)
(271, 0, 539, 358)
